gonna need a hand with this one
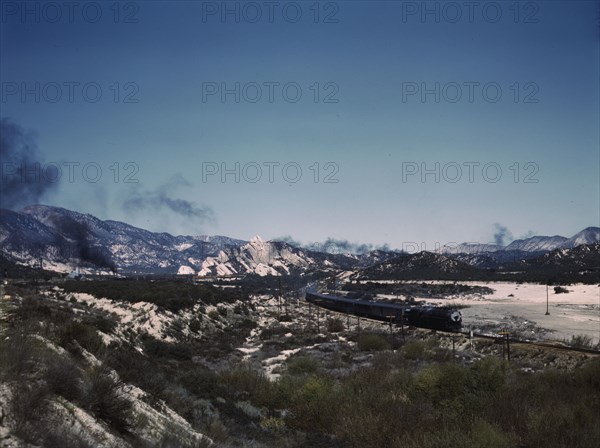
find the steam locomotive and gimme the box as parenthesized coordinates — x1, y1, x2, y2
(305, 290, 462, 332)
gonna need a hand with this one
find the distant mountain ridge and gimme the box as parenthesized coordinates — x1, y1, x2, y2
(439, 227, 599, 268)
(0, 205, 245, 274)
(441, 228, 599, 255)
(0, 205, 597, 276)
(0, 205, 394, 276)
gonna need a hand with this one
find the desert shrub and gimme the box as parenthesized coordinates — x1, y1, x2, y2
(260, 324, 289, 340)
(202, 419, 230, 443)
(57, 321, 104, 355)
(567, 334, 594, 349)
(143, 337, 193, 361)
(261, 374, 305, 410)
(217, 305, 228, 317)
(0, 325, 37, 379)
(81, 366, 132, 434)
(237, 318, 258, 330)
(573, 357, 600, 387)
(207, 310, 220, 320)
(487, 358, 600, 448)
(402, 339, 428, 359)
(105, 345, 164, 397)
(358, 333, 390, 352)
(44, 356, 82, 401)
(287, 355, 321, 375)
(86, 314, 117, 334)
(286, 376, 339, 432)
(278, 313, 293, 322)
(554, 286, 569, 294)
(219, 365, 272, 402)
(153, 422, 213, 448)
(412, 363, 477, 421)
(471, 357, 507, 392)
(260, 416, 285, 433)
(189, 318, 202, 333)
(233, 303, 249, 315)
(180, 368, 224, 399)
(161, 384, 197, 423)
(42, 428, 94, 448)
(13, 297, 54, 321)
(10, 381, 50, 439)
(468, 420, 517, 448)
(62, 280, 242, 312)
(326, 317, 345, 333)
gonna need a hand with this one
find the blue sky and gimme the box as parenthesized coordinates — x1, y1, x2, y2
(1, 0, 599, 248)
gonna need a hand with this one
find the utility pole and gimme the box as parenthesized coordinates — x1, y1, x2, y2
(316, 305, 320, 334)
(498, 329, 511, 362)
(545, 284, 550, 315)
(452, 337, 456, 361)
(401, 309, 405, 342)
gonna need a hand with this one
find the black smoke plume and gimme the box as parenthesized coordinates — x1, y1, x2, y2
(52, 215, 115, 271)
(493, 223, 513, 247)
(0, 118, 58, 209)
(275, 235, 391, 255)
(123, 174, 214, 222)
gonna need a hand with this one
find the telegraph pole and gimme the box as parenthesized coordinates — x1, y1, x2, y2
(316, 305, 320, 333)
(401, 309, 405, 341)
(545, 284, 550, 315)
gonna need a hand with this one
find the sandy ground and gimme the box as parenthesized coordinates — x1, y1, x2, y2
(414, 282, 600, 344)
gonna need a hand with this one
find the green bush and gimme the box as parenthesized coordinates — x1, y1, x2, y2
(180, 368, 224, 399)
(219, 365, 272, 403)
(287, 355, 321, 375)
(286, 376, 339, 432)
(57, 321, 104, 355)
(358, 333, 390, 352)
(402, 340, 427, 359)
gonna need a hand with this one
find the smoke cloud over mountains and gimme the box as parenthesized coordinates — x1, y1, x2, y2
(49, 214, 115, 270)
(0, 118, 58, 209)
(493, 223, 514, 247)
(275, 235, 391, 255)
(123, 174, 215, 223)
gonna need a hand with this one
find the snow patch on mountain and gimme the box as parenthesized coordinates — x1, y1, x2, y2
(505, 235, 568, 252)
(561, 227, 600, 248)
(196, 236, 316, 277)
(177, 265, 195, 275)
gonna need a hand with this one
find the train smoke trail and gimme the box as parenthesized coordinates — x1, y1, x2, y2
(0, 118, 57, 209)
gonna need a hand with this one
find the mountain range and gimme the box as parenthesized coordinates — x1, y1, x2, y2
(0, 205, 598, 277)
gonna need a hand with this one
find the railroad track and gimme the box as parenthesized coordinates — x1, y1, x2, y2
(456, 330, 600, 356)
(304, 290, 600, 356)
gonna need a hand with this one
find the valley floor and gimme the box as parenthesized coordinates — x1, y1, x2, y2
(379, 281, 600, 345)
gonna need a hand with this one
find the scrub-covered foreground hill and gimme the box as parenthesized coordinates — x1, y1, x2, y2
(1, 276, 599, 448)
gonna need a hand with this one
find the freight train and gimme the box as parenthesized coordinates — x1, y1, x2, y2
(305, 289, 462, 332)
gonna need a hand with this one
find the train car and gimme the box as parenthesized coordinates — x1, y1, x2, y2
(305, 290, 462, 332)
